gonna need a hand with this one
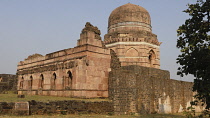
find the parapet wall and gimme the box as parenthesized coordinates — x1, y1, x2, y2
(109, 65, 203, 114)
(0, 100, 113, 115)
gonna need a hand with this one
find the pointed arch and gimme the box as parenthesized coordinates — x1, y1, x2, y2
(20, 76, 24, 89)
(148, 50, 156, 67)
(67, 71, 73, 80)
(52, 73, 57, 89)
(66, 71, 73, 89)
(40, 74, 44, 89)
(30, 75, 33, 89)
(125, 47, 139, 57)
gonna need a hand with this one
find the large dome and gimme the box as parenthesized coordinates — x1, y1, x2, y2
(108, 3, 151, 33)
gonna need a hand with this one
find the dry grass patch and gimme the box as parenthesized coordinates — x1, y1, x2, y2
(0, 93, 110, 102)
(0, 114, 186, 118)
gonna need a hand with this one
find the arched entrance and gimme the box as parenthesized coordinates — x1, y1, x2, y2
(19, 77, 24, 89)
(148, 50, 156, 68)
(40, 74, 44, 89)
(52, 73, 56, 89)
(29, 76, 33, 89)
(66, 71, 73, 89)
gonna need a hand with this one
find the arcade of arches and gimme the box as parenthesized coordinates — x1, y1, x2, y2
(19, 71, 73, 91)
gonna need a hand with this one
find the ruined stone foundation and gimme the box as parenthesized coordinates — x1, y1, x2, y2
(109, 65, 204, 114)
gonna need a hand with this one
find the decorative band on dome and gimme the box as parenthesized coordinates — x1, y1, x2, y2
(108, 21, 152, 33)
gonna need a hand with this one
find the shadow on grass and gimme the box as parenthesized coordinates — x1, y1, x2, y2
(137, 114, 185, 118)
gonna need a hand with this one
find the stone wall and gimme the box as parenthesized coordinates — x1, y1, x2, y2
(0, 74, 16, 93)
(0, 100, 113, 115)
(109, 65, 203, 115)
(0, 102, 14, 115)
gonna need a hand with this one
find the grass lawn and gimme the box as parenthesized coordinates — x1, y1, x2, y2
(0, 92, 110, 102)
(0, 93, 187, 118)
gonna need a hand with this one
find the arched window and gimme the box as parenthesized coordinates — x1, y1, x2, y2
(20, 77, 24, 89)
(125, 47, 139, 57)
(52, 73, 56, 89)
(148, 50, 156, 67)
(40, 74, 44, 89)
(30, 76, 33, 89)
(66, 71, 73, 89)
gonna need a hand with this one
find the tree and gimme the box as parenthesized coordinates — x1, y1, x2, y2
(177, 0, 210, 109)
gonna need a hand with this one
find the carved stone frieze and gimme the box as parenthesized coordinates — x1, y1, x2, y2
(17, 61, 75, 75)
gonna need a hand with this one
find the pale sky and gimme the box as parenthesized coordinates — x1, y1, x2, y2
(0, 0, 196, 81)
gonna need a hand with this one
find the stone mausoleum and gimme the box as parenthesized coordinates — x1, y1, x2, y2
(17, 3, 204, 114)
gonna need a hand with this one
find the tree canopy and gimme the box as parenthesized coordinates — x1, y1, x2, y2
(177, 0, 210, 109)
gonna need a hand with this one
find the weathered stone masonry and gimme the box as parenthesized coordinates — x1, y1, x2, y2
(109, 65, 204, 114)
(0, 74, 16, 93)
(15, 3, 203, 114)
(17, 3, 161, 98)
(17, 23, 111, 98)
(0, 100, 113, 115)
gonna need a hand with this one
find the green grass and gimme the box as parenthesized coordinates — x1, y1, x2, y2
(0, 93, 110, 102)
(0, 93, 191, 118)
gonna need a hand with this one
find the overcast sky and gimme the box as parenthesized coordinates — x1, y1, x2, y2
(0, 0, 196, 81)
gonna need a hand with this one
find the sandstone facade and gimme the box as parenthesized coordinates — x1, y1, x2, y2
(16, 3, 200, 114)
(17, 23, 111, 98)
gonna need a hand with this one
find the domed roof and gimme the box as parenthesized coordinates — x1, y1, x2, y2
(108, 3, 151, 32)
